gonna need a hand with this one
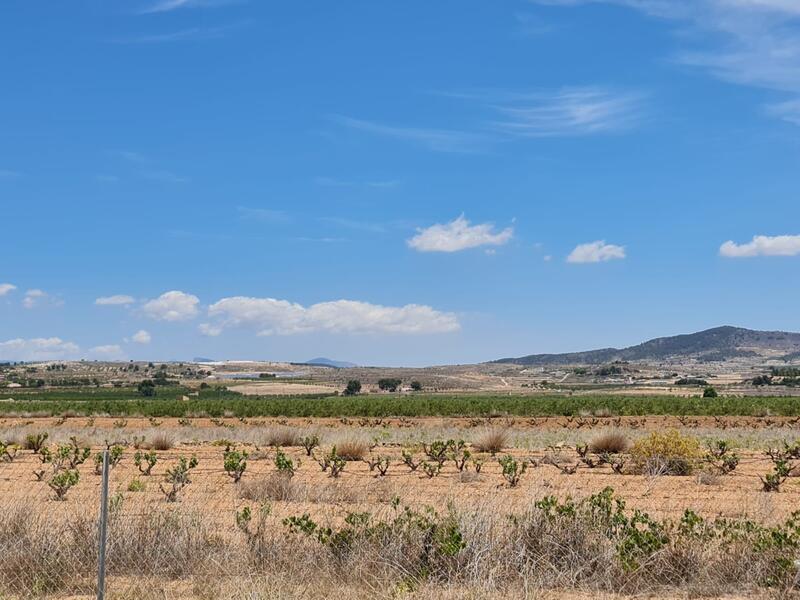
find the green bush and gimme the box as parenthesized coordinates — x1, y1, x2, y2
(630, 430, 701, 475)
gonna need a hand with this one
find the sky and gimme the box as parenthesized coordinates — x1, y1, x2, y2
(2, 0, 800, 366)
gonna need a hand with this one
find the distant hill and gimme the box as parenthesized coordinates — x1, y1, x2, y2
(303, 357, 358, 369)
(494, 326, 800, 366)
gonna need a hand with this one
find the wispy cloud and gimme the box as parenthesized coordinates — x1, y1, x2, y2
(237, 206, 291, 224)
(314, 176, 400, 189)
(534, 0, 800, 125)
(112, 25, 235, 44)
(116, 150, 147, 163)
(0, 284, 16, 297)
(22, 289, 63, 309)
(0, 337, 79, 361)
(142, 170, 189, 184)
(139, 0, 240, 14)
(333, 115, 488, 153)
(335, 86, 645, 152)
(94, 174, 120, 184)
(95, 295, 135, 306)
(320, 217, 387, 233)
(487, 87, 646, 137)
(89, 344, 125, 359)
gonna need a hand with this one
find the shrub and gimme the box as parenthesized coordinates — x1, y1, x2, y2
(401, 449, 420, 471)
(24, 432, 48, 452)
(410, 381, 422, 392)
(343, 380, 361, 396)
(761, 460, 791, 492)
(422, 440, 451, 465)
(364, 455, 390, 477)
(589, 431, 629, 454)
(137, 380, 156, 397)
(335, 439, 368, 461)
(160, 456, 198, 502)
(421, 461, 441, 478)
(473, 428, 508, 455)
(300, 434, 320, 456)
(52, 437, 90, 470)
(498, 454, 527, 487)
(48, 469, 79, 501)
(128, 478, 146, 492)
(94, 445, 124, 474)
(449, 441, 471, 471)
(315, 447, 346, 478)
(630, 430, 702, 476)
(704, 440, 739, 474)
(703, 386, 719, 398)
(274, 449, 299, 477)
(377, 378, 401, 392)
(224, 446, 248, 482)
(134, 450, 158, 476)
(0, 441, 17, 463)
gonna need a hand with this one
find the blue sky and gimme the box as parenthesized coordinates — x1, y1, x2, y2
(2, 0, 800, 365)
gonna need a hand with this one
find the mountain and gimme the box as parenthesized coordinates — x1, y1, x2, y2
(303, 357, 358, 369)
(494, 326, 800, 366)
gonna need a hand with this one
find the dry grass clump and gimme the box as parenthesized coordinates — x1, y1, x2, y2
(588, 431, 629, 454)
(2, 488, 798, 598)
(240, 473, 358, 504)
(630, 429, 701, 476)
(265, 427, 302, 447)
(149, 433, 174, 451)
(241, 473, 297, 502)
(472, 428, 508, 454)
(335, 439, 368, 461)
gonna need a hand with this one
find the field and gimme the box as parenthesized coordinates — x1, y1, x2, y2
(4, 406, 800, 599)
(3, 359, 800, 599)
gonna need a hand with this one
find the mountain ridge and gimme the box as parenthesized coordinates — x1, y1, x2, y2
(494, 326, 800, 366)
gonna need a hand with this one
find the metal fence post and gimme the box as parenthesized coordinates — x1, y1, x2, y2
(97, 449, 110, 600)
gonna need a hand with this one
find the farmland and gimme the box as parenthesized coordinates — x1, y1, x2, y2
(4, 407, 800, 598)
(4, 388, 800, 418)
(4, 359, 800, 598)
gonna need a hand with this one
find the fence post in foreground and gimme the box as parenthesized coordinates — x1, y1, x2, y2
(97, 449, 110, 600)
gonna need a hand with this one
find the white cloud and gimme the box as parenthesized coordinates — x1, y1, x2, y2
(207, 296, 460, 336)
(95, 295, 135, 306)
(89, 345, 125, 359)
(567, 240, 626, 263)
(142, 290, 200, 321)
(22, 289, 61, 309)
(720, 234, 800, 257)
(131, 330, 152, 344)
(490, 87, 646, 137)
(0, 283, 16, 297)
(407, 215, 514, 253)
(198, 323, 223, 337)
(0, 337, 79, 361)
